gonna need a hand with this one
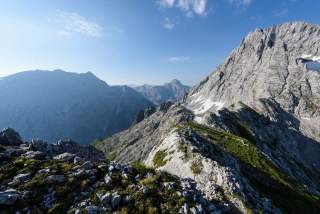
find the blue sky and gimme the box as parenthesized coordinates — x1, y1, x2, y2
(0, 0, 319, 85)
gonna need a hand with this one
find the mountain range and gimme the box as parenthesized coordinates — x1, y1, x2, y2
(1, 21, 320, 213)
(0, 70, 153, 144)
(93, 22, 320, 213)
(133, 79, 190, 105)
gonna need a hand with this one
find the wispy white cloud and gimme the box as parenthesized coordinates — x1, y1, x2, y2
(193, 0, 207, 15)
(57, 11, 103, 38)
(228, 0, 253, 7)
(163, 17, 175, 29)
(159, 0, 176, 7)
(273, 8, 289, 17)
(159, 0, 207, 16)
(168, 56, 190, 62)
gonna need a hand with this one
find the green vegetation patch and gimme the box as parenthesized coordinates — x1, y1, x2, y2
(185, 122, 286, 184)
(178, 143, 188, 154)
(179, 121, 320, 213)
(0, 147, 190, 214)
(191, 160, 203, 174)
(132, 161, 153, 175)
(153, 150, 168, 168)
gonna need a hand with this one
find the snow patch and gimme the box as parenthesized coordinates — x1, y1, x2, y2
(193, 99, 225, 115)
(188, 94, 225, 124)
(301, 117, 311, 121)
(301, 54, 320, 62)
(194, 99, 216, 114)
(213, 101, 225, 111)
(194, 116, 204, 124)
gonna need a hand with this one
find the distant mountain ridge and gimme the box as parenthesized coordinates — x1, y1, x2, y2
(133, 79, 190, 105)
(0, 69, 153, 144)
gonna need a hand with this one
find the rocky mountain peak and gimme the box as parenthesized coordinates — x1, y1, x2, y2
(95, 22, 320, 213)
(133, 79, 190, 105)
(0, 70, 153, 144)
(186, 21, 320, 120)
(168, 79, 182, 85)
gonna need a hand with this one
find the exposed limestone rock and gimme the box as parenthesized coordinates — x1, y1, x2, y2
(46, 175, 65, 183)
(96, 22, 320, 213)
(0, 189, 21, 205)
(53, 152, 75, 161)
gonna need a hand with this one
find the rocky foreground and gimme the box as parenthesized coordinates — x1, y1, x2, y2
(0, 128, 227, 214)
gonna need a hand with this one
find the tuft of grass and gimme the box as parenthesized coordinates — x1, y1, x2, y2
(178, 143, 188, 154)
(132, 161, 152, 175)
(153, 150, 168, 168)
(140, 175, 160, 190)
(191, 160, 203, 174)
(107, 151, 117, 161)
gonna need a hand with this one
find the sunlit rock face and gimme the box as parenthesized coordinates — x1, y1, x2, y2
(186, 22, 320, 119)
(95, 22, 320, 213)
(185, 21, 320, 169)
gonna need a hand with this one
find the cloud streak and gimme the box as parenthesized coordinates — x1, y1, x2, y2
(228, 0, 253, 7)
(159, 0, 207, 16)
(168, 56, 190, 62)
(273, 8, 289, 17)
(163, 17, 175, 29)
(57, 11, 103, 38)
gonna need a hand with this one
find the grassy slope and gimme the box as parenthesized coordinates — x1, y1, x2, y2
(183, 122, 320, 214)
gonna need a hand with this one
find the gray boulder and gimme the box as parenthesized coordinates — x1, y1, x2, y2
(80, 161, 94, 170)
(47, 175, 65, 183)
(99, 192, 111, 205)
(104, 175, 112, 186)
(74, 156, 82, 164)
(53, 152, 75, 161)
(22, 150, 45, 159)
(0, 189, 20, 205)
(85, 206, 101, 214)
(111, 192, 121, 208)
(13, 173, 31, 183)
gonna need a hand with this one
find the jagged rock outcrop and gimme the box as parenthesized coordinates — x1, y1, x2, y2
(133, 79, 191, 105)
(132, 106, 157, 126)
(95, 22, 320, 213)
(29, 139, 105, 162)
(0, 128, 23, 146)
(0, 129, 214, 213)
(185, 21, 320, 180)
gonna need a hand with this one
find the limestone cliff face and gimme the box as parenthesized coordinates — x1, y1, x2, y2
(95, 22, 320, 213)
(185, 22, 320, 174)
(187, 22, 320, 119)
